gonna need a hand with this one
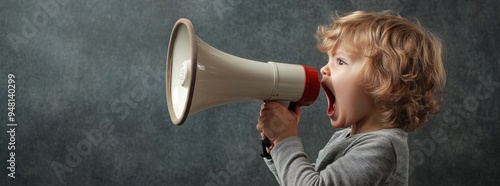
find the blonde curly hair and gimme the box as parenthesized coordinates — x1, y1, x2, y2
(316, 11, 446, 132)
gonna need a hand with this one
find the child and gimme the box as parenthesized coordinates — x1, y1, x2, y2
(256, 10, 446, 185)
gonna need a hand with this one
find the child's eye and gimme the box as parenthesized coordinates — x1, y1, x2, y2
(338, 59, 347, 65)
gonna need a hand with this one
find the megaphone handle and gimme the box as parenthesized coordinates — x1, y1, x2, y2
(260, 138, 272, 159)
(287, 102, 298, 111)
(274, 101, 295, 111)
(260, 101, 298, 159)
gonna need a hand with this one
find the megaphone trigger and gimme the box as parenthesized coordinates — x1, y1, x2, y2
(260, 137, 273, 159)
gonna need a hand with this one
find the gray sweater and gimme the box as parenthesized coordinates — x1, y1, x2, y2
(264, 128, 409, 185)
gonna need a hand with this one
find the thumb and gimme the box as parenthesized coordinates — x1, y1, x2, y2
(293, 105, 302, 120)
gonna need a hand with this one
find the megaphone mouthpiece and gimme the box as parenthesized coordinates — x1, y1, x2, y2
(297, 65, 321, 106)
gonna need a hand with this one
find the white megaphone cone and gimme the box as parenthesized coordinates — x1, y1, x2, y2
(166, 18, 320, 125)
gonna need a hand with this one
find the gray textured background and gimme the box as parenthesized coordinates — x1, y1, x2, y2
(1, 0, 499, 185)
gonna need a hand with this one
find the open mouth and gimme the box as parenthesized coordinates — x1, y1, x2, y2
(322, 83, 336, 117)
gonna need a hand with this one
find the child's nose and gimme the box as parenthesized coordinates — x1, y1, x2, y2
(320, 65, 330, 77)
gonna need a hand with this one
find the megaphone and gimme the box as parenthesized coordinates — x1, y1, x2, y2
(166, 18, 320, 125)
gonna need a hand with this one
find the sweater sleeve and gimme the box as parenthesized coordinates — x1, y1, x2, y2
(270, 135, 397, 186)
(263, 158, 281, 185)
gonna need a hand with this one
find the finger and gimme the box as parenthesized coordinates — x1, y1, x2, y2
(260, 132, 266, 139)
(262, 128, 275, 140)
(257, 114, 268, 124)
(262, 101, 284, 110)
(259, 108, 267, 118)
(256, 122, 264, 131)
(266, 142, 274, 153)
(294, 105, 302, 117)
(259, 109, 274, 122)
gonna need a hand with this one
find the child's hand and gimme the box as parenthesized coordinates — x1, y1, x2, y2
(256, 101, 302, 146)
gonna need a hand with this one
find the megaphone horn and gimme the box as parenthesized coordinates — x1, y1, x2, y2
(166, 18, 320, 125)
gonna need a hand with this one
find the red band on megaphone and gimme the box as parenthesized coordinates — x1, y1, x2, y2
(297, 65, 320, 106)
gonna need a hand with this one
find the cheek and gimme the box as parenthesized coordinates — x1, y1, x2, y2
(339, 83, 371, 113)
(352, 88, 374, 115)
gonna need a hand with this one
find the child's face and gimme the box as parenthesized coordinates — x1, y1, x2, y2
(320, 43, 378, 129)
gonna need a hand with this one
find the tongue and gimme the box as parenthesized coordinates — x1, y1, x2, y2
(328, 101, 335, 116)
